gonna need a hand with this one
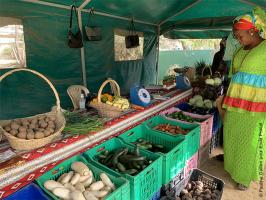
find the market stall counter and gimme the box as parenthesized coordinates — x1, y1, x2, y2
(0, 88, 192, 199)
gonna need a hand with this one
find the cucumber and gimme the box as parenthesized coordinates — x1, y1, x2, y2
(117, 162, 126, 172)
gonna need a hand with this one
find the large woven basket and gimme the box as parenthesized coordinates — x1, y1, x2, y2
(89, 79, 125, 118)
(0, 68, 66, 151)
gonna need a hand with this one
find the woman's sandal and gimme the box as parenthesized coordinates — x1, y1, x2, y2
(237, 183, 248, 191)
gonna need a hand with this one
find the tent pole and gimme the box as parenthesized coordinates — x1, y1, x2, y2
(155, 25, 160, 84)
(81, 9, 157, 27)
(77, 0, 92, 87)
(22, 0, 70, 9)
(78, 0, 91, 10)
(159, 0, 202, 26)
(77, 10, 87, 87)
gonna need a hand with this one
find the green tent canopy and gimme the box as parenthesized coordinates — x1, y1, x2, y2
(0, 0, 265, 119)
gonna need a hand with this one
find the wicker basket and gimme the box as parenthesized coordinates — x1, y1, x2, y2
(89, 79, 126, 118)
(0, 68, 66, 151)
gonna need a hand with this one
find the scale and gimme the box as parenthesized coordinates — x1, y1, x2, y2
(130, 86, 151, 107)
(174, 67, 191, 90)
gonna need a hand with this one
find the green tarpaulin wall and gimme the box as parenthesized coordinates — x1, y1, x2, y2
(0, 0, 265, 119)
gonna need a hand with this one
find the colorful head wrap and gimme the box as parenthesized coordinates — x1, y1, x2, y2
(233, 7, 266, 38)
(234, 15, 259, 31)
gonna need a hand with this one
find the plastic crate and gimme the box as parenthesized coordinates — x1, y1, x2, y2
(198, 140, 211, 168)
(179, 168, 224, 200)
(36, 155, 130, 200)
(118, 124, 185, 184)
(4, 183, 49, 200)
(83, 137, 163, 200)
(184, 152, 198, 178)
(142, 115, 200, 161)
(176, 102, 222, 135)
(163, 107, 213, 147)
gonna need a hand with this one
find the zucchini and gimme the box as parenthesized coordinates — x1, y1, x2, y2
(122, 169, 138, 175)
(112, 148, 127, 166)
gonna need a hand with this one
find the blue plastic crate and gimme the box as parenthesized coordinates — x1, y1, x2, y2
(150, 189, 161, 200)
(4, 183, 49, 200)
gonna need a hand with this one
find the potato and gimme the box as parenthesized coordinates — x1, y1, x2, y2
(37, 128, 45, 132)
(17, 132, 27, 139)
(14, 119, 21, 124)
(9, 129, 18, 136)
(10, 122, 20, 130)
(48, 125, 56, 130)
(31, 118, 38, 124)
(21, 120, 30, 127)
(38, 115, 45, 121)
(4, 126, 11, 132)
(38, 119, 45, 125)
(19, 126, 27, 132)
(48, 121, 55, 129)
(35, 131, 44, 139)
(27, 128, 34, 133)
(49, 116, 56, 121)
(29, 123, 36, 129)
(40, 122, 48, 128)
(44, 130, 51, 137)
(45, 117, 50, 123)
(27, 132, 35, 140)
(47, 128, 55, 134)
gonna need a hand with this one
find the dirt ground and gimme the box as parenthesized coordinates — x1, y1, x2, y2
(199, 147, 266, 200)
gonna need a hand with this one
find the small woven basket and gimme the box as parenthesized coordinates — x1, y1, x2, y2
(201, 66, 212, 80)
(0, 68, 66, 151)
(89, 79, 125, 118)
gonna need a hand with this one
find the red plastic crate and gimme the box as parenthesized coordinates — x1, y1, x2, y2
(184, 152, 198, 178)
(162, 107, 213, 147)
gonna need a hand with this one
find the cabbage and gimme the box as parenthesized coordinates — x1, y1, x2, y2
(193, 95, 203, 101)
(214, 78, 222, 86)
(204, 100, 213, 109)
(189, 98, 196, 105)
(205, 78, 215, 86)
(195, 99, 204, 107)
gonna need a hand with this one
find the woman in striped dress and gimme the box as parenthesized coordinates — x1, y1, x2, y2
(216, 8, 266, 190)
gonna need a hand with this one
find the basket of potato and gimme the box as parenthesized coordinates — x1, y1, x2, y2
(0, 69, 65, 150)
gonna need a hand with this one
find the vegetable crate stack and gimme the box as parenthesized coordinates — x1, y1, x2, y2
(118, 124, 185, 184)
(83, 137, 163, 200)
(142, 115, 200, 161)
(37, 155, 130, 200)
